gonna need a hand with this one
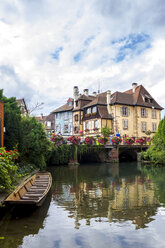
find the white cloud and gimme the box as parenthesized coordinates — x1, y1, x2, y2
(0, 0, 164, 115)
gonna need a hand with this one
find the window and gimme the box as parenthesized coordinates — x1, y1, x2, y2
(68, 101, 72, 106)
(74, 126, 79, 134)
(86, 121, 90, 129)
(47, 121, 51, 127)
(68, 124, 72, 133)
(64, 112, 68, 120)
(122, 119, 128, 130)
(152, 123, 157, 132)
(145, 98, 149, 103)
(56, 125, 61, 133)
(120, 107, 129, 117)
(76, 101, 78, 107)
(94, 120, 99, 128)
(152, 109, 157, 119)
(87, 108, 91, 114)
(141, 108, 148, 118)
(74, 114, 78, 121)
(64, 125, 68, 133)
(93, 107, 97, 113)
(141, 122, 147, 132)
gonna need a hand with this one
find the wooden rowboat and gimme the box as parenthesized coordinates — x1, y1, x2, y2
(5, 172, 52, 206)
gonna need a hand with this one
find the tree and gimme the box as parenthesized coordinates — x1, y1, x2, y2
(19, 116, 50, 169)
(152, 117, 165, 150)
(0, 90, 22, 149)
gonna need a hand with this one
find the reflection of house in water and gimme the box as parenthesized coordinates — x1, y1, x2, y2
(53, 169, 159, 229)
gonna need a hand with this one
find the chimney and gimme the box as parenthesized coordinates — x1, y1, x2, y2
(107, 90, 111, 114)
(93, 91, 97, 97)
(132, 83, 138, 93)
(41, 113, 43, 120)
(83, 89, 89, 96)
(73, 86, 79, 108)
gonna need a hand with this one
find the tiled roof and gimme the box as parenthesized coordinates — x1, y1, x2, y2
(82, 92, 107, 108)
(123, 85, 163, 109)
(16, 99, 24, 105)
(82, 85, 163, 110)
(111, 91, 134, 105)
(98, 105, 113, 119)
(16, 98, 28, 113)
(72, 94, 95, 111)
(51, 103, 73, 113)
(78, 94, 95, 101)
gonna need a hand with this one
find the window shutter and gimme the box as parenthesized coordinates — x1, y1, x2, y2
(128, 108, 130, 116)
(120, 107, 123, 116)
(92, 121, 94, 129)
(146, 109, 148, 118)
(126, 120, 128, 129)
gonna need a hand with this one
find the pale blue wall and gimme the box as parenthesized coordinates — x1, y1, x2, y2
(54, 111, 73, 136)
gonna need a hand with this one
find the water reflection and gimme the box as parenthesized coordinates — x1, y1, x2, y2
(0, 192, 51, 248)
(51, 163, 159, 229)
(0, 163, 165, 248)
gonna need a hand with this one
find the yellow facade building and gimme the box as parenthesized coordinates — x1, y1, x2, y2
(72, 83, 163, 138)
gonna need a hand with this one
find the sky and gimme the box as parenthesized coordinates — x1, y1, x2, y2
(0, 0, 165, 116)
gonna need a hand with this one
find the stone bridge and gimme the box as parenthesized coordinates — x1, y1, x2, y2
(79, 145, 149, 163)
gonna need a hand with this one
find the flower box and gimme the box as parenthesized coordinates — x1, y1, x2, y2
(111, 136, 122, 145)
(124, 137, 135, 145)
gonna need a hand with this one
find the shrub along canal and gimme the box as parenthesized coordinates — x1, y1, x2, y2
(0, 162, 165, 248)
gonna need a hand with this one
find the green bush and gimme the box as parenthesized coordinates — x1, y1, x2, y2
(101, 126, 113, 137)
(0, 148, 19, 191)
(141, 118, 165, 165)
(49, 144, 73, 165)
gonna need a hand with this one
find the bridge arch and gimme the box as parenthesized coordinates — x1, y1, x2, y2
(119, 148, 137, 162)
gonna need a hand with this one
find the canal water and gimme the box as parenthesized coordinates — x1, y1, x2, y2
(0, 162, 165, 248)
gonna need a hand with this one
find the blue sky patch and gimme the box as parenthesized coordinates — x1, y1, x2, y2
(84, 35, 95, 46)
(73, 49, 85, 63)
(113, 33, 151, 62)
(51, 47, 63, 60)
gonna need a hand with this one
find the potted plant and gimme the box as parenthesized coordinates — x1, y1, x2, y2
(124, 137, 135, 145)
(84, 136, 95, 146)
(136, 137, 146, 145)
(50, 134, 64, 146)
(97, 136, 108, 145)
(79, 130, 83, 136)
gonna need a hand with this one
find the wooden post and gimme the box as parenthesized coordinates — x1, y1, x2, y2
(0, 102, 4, 147)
